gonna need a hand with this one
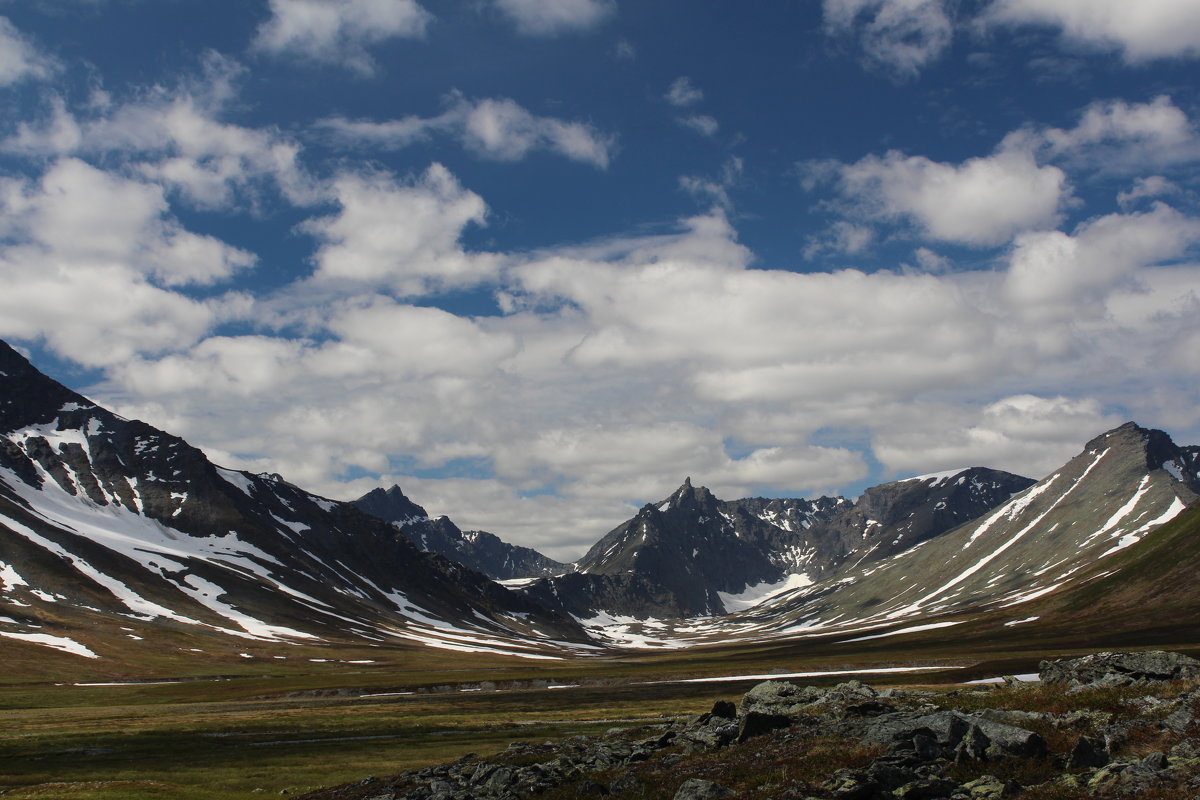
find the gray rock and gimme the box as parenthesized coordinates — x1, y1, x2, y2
(609, 771, 642, 795)
(736, 710, 794, 742)
(739, 680, 823, 717)
(576, 779, 609, 796)
(1067, 735, 1109, 769)
(673, 778, 734, 800)
(709, 700, 737, 719)
(1039, 650, 1200, 687)
(862, 711, 1045, 761)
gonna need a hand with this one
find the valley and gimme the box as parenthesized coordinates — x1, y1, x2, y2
(3, 337, 1200, 798)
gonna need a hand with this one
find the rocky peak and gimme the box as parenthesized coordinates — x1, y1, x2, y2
(353, 484, 429, 525)
(0, 341, 94, 433)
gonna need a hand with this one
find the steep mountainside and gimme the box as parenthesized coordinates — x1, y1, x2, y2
(0, 341, 589, 664)
(523, 468, 1033, 620)
(727, 421, 1200, 640)
(353, 486, 566, 580)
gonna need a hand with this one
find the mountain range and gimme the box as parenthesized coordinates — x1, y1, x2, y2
(1, 338, 1198, 665)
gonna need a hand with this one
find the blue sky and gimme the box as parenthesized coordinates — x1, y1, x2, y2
(1, 0, 1198, 559)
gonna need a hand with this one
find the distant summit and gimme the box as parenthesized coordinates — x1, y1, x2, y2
(352, 485, 566, 581)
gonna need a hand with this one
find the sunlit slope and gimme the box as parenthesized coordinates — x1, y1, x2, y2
(739, 422, 1198, 636)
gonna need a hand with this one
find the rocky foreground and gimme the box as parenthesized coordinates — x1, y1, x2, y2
(299, 651, 1200, 800)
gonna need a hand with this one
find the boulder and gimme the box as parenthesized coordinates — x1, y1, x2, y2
(862, 711, 1045, 761)
(739, 680, 823, 717)
(1067, 735, 1108, 769)
(1039, 651, 1200, 688)
(736, 710, 794, 742)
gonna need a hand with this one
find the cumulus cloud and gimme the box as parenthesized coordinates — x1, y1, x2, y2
(317, 94, 616, 168)
(492, 0, 614, 36)
(0, 16, 57, 86)
(872, 395, 1124, 479)
(2, 53, 311, 209)
(1003, 202, 1200, 317)
(1118, 176, 1181, 210)
(823, 0, 953, 80)
(986, 0, 1200, 62)
(301, 163, 500, 295)
(809, 137, 1070, 246)
(253, 0, 432, 74)
(0, 159, 253, 366)
(1016, 96, 1200, 178)
(81, 196, 1200, 557)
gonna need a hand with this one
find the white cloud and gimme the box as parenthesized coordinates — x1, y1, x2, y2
(317, 95, 616, 169)
(492, 0, 614, 36)
(3, 54, 312, 210)
(81, 199, 1200, 558)
(680, 157, 742, 210)
(872, 395, 1124, 479)
(1118, 176, 1180, 210)
(678, 114, 718, 137)
(1037, 96, 1200, 171)
(1003, 202, 1200, 316)
(823, 0, 953, 79)
(301, 163, 499, 295)
(0, 159, 253, 366)
(665, 77, 703, 107)
(803, 220, 876, 259)
(253, 0, 432, 74)
(987, 0, 1200, 62)
(0, 16, 56, 86)
(814, 137, 1070, 246)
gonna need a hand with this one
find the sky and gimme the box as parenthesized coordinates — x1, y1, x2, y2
(0, 0, 1198, 561)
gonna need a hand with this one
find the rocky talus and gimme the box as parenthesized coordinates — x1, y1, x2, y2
(298, 650, 1200, 800)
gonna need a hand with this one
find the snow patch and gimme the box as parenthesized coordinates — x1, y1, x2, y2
(718, 573, 813, 612)
(0, 630, 99, 658)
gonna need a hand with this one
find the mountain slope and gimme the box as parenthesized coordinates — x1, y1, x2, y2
(523, 468, 1034, 620)
(353, 485, 566, 580)
(0, 341, 591, 664)
(732, 421, 1199, 639)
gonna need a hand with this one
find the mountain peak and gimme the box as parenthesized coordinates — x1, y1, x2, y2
(0, 340, 92, 433)
(353, 484, 429, 524)
(1085, 421, 1195, 481)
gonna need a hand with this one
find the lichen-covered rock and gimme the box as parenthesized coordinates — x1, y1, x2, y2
(739, 680, 824, 717)
(1039, 650, 1200, 688)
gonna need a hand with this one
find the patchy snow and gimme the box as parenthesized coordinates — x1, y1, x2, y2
(842, 620, 964, 642)
(216, 468, 255, 496)
(497, 577, 538, 588)
(966, 673, 1040, 685)
(1089, 475, 1152, 543)
(718, 573, 813, 612)
(0, 560, 29, 590)
(0, 630, 99, 658)
(574, 610, 692, 649)
(0, 465, 322, 641)
(900, 468, 967, 485)
(643, 665, 966, 685)
(1100, 497, 1188, 557)
(1004, 616, 1039, 626)
(964, 474, 1062, 549)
